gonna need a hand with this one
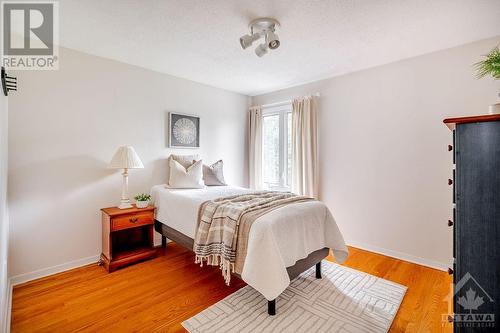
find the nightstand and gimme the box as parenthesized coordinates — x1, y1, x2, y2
(100, 205, 157, 272)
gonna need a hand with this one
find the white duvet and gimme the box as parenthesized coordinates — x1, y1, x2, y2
(151, 185, 348, 300)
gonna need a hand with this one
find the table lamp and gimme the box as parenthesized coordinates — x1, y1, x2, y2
(109, 146, 144, 209)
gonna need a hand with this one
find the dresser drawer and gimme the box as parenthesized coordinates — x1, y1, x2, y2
(111, 213, 153, 231)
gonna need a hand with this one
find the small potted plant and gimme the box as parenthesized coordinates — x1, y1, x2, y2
(134, 193, 151, 208)
(475, 46, 500, 114)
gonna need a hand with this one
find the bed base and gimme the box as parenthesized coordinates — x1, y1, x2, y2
(155, 220, 328, 316)
(267, 262, 322, 316)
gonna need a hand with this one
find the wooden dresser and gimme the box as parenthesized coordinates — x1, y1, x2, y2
(100, 205, 157, 272)
(444, 114, 500, 332)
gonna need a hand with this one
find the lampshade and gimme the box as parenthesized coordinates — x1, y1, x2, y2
(109, 146, 144, 169)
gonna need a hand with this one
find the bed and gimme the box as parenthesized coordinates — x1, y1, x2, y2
(151, 185, 348, 315)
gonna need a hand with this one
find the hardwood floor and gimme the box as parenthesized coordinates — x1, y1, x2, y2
(11, 243, 452, 332)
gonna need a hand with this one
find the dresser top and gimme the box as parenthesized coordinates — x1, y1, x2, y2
(443, 114, 500, 130)
(101, 205, 155, 217)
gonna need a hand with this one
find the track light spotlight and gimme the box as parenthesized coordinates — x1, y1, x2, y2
(255, 43, 268, 57)
(266, 31, 280, 50)
(239, 33, 260, 49)
(239, 17, 280, 57)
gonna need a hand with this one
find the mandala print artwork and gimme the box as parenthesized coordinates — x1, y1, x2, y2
(169, 113, 200, 148)
(173, 118, 197, 144)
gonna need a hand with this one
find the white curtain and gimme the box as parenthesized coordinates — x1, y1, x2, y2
(248, 106, 263, 189)
(292, 96, 318, 198)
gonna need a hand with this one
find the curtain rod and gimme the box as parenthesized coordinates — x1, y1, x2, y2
(260, 92, 320, 109)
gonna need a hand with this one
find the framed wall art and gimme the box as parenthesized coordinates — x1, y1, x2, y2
(168, 113, 200, 148)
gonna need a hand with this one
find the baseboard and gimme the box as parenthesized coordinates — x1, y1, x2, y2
(0, 279, 12, 333)
(6, 241, 446, 286)
(8, 237, 171, 286)
(4, 282, 12, 333)
(153, 234, 163, 247)
(9, 254, 100, 287)
(0, 257, 9, 333)
(347, 240, 448, 271)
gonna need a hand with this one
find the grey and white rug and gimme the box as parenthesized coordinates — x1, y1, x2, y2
(183, 261, 407, 333)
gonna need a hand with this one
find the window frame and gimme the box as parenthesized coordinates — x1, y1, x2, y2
(262, 103, 292, 191)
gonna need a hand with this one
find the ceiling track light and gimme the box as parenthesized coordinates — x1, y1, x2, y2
(239, 17, 280, 57)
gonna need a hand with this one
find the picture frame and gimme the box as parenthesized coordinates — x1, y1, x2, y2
(168, 112, 200, 148)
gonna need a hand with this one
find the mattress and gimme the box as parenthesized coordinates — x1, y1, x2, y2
(150, 185, 253, 238)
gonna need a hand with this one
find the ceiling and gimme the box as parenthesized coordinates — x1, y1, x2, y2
(58, 0, 500, 96)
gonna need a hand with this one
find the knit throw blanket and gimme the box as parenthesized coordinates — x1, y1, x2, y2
(194, 191, 313, 285)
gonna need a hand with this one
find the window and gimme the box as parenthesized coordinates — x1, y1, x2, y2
(262, 103, 292, 190)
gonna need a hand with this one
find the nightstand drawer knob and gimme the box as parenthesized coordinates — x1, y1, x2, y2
(448, 220, 454, 227)
(448, 179, 453, 185)
(129, 218, 138, 223)
(448, 145, 453, 151)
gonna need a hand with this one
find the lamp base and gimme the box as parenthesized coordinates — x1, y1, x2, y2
(118, 199, 133, 209)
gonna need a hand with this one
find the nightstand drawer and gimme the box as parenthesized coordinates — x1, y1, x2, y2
(111, 213, 153, 231)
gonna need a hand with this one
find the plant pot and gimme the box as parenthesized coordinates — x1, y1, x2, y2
(136, 200, 149, 208)
(489, 103, 500, 115)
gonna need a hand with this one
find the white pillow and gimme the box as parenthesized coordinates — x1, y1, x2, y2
(168, 158, 204, 189)
(169, 154, 199, 169)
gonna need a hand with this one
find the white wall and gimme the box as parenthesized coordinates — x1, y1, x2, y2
(0, 88, 9, 333)
(253, 37, 500, 270)
(8, 47, 249, 281)
(6, 36, 500, 282)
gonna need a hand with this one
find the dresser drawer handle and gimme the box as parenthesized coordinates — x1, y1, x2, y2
(448, 220, 454, 227)
(448, 179, 453, 185)
(448, 145, 453, 151)
(129, 218, 138, 223)
(448, 267, 454, 275)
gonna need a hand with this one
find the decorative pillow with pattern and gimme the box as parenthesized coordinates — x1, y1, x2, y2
(168, 158, 205, 188)
(202, 160, 227, 186)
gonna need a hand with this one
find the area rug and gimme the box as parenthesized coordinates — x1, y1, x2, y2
(182, 261, 407, 333)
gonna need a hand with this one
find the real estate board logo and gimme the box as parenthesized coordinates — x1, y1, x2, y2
(442, 272, 495, 328)
(1, 1, 59, 70)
